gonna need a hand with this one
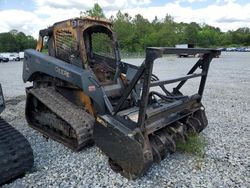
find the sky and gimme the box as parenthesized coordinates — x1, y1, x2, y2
(0, 0, 250, 38)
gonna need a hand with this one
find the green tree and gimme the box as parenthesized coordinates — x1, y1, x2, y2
(198, 25, 221, 47)
(0, 31, 36, 52)
(113, 11, 135, 52)
(0, 32, 17, 52)
(83, 4, 250, 53)
(231, 27, 250, 45)
(184, 22, 200, 44)
(132, 14, 151, 51)
(85, 3, 105, 18)
(156, 14, 178, 47)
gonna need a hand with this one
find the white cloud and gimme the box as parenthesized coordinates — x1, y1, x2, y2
(107, 1, 250, 31)
(216, 0, 236, 3)
(130, 0, 151, 5)
(34, 0, 151, 10)
(0, 0, 250, 38)
(176, 0, 207, 3)
(0, 10, 41, 37)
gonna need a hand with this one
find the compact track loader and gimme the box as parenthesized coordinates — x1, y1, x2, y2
(23, 17, 219, 179)
(0, 84, 33, 185)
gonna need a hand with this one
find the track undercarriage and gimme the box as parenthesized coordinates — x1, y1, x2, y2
(25, 86, 95, 151)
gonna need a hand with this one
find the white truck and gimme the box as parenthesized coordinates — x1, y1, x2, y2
(175, 44, 195, 57)
(1, 53, 20, 61)
(9, 53, 20, 61)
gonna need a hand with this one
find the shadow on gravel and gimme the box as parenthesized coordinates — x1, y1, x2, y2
(5, 95, 26, 105)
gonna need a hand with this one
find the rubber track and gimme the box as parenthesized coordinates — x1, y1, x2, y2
(28, 87, 95, 151)
(0, 117, 33, 185)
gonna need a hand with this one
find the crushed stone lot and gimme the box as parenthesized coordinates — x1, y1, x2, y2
(1, 52, 250, 187)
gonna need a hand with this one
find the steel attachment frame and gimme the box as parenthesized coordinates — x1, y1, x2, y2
(113, 47, 220, 131)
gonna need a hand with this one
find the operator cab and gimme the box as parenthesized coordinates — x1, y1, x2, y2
(83, 25, 119, 84)
(83, 25, 125, 100)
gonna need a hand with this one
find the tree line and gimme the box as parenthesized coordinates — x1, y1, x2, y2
(87, 4, 250, 53)
(0, 30, 36, 52)
(1, 4, 250, 53)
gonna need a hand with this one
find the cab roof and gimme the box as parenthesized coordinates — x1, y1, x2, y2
(53, 16, 112, 28)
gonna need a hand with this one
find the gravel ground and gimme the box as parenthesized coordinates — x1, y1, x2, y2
(0, 61, 31, 99)
(1, 52, 250, 187)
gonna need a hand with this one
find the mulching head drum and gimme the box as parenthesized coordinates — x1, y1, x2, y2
(94, 109, 208, 179)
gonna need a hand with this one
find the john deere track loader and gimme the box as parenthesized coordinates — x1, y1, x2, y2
(0, 84, 33, 185)
(23, 17, 219, 179)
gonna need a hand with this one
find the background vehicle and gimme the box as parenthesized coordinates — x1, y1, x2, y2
(8, 53, 20, 61)
(0, 53, 20, 61)
(0, 55, 9, 62)
(175, 43, 195, 57)
(0, 84, 33, 185)
(19, 52, 24, 59)
(23, 17, 219, 179)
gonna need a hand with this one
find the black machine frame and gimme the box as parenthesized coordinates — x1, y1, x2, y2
(113, 47, 220, 131)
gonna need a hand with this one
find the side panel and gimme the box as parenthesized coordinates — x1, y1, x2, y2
(23, 49, 106, 113)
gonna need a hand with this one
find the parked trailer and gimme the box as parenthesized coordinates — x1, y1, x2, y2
(19, 52, 24, 59)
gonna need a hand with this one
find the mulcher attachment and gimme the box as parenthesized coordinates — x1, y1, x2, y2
(94, 47, 219, 179)
(149, 109, 208, 162)
(94, 115, 154, 179)
(94, 108, 208, 179)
